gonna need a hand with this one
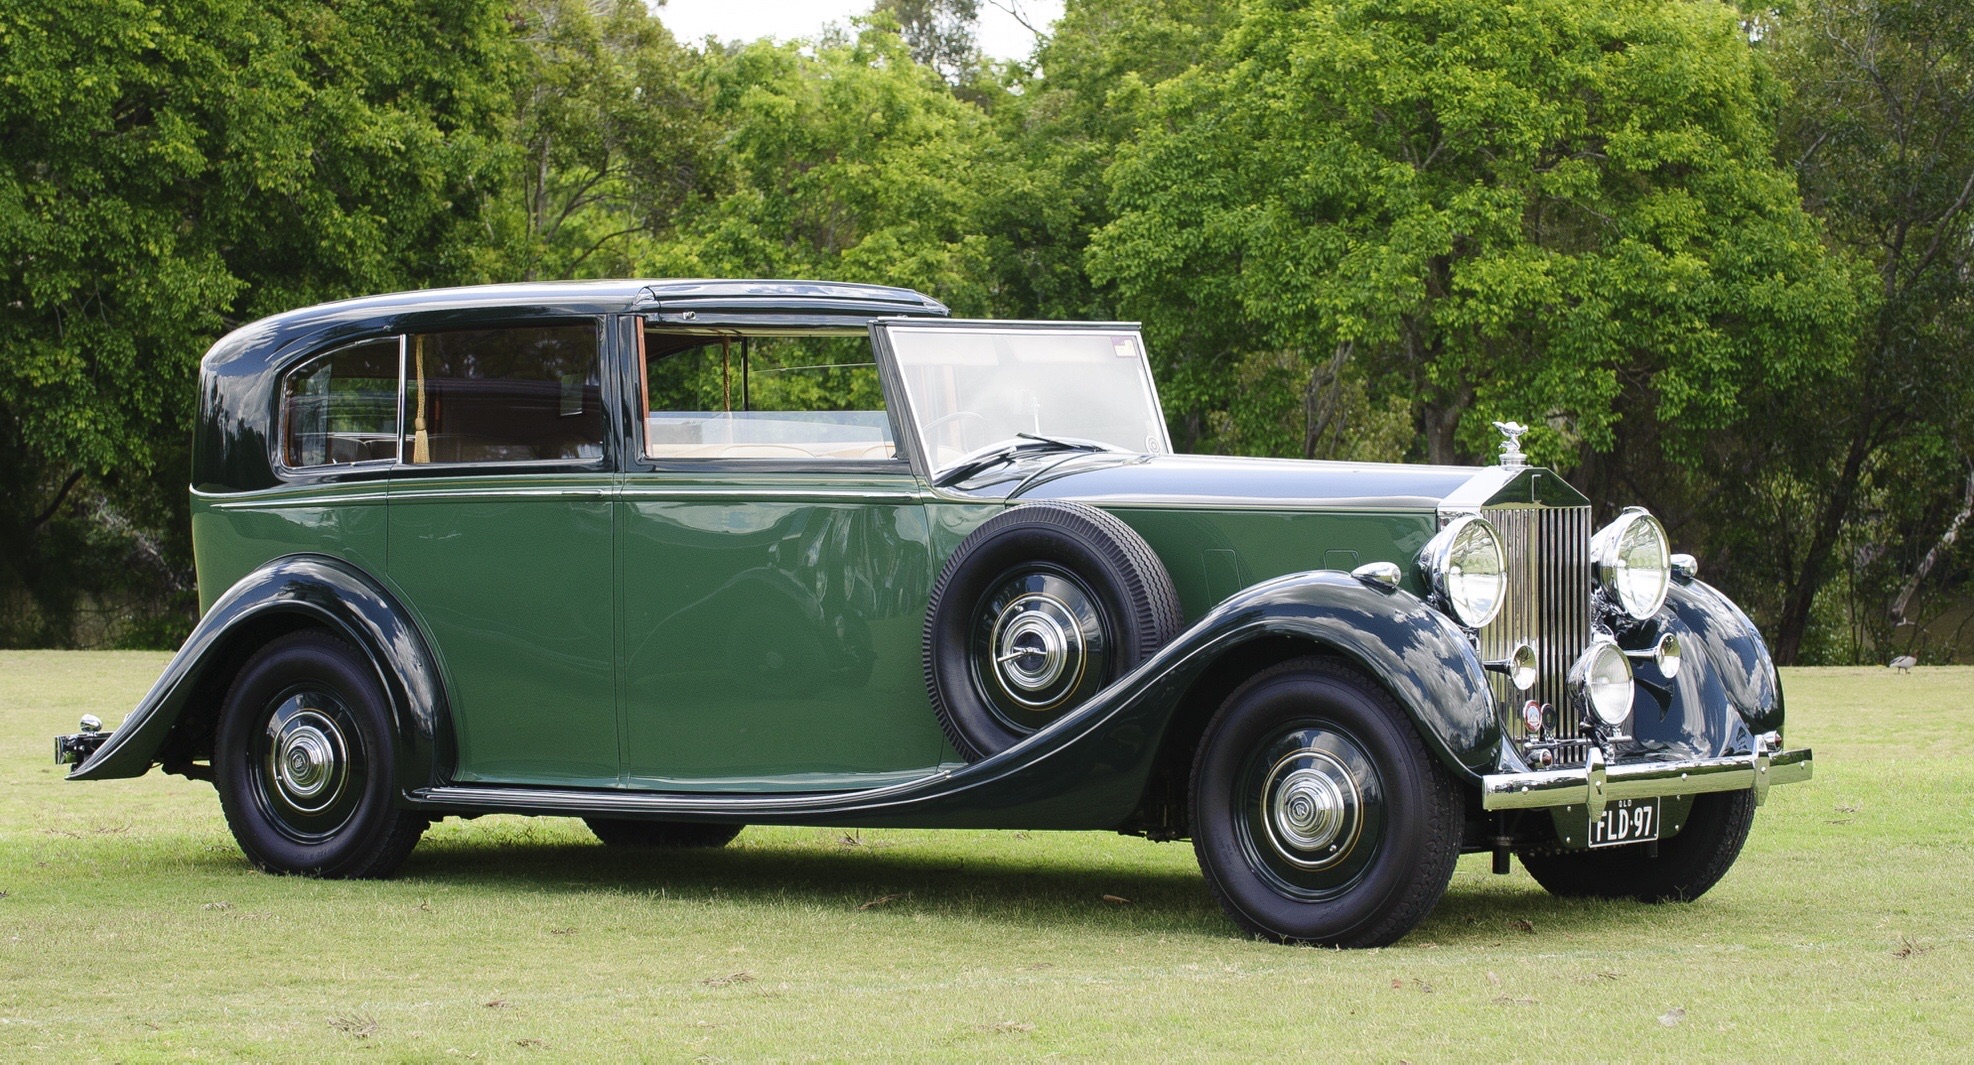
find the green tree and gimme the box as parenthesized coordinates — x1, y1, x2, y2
(0, 0, 514, 645)
(642, 23, 999, 311)
(493, 0, 712, 281)
(874, 0, 983, 84)
(1090, 0, 1858, 477)
(980, 0, 1241, 325)
(1743, 0, 1974, 663)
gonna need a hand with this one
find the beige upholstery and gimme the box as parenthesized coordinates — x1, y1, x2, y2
(645, 441, 897, 461)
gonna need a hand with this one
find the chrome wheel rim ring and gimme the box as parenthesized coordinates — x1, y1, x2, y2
(1236, 723, 1386, 900)
(252, 687, 367, 843)
(1259, 748, 1362, 870)
(265, 709, 348, 814)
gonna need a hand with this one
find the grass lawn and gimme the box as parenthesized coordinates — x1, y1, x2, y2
(2, 653, 1969, 1061)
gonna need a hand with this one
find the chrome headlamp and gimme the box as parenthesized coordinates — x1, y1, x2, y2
(1419, 515, 1507, 628)
(1591, 508, 1671, 620)
(1570, 639, 1635, 727)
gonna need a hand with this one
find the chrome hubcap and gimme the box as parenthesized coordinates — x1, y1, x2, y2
(971, 567, 1111, 734)
(1259, 747, 1362, 870)
(992, 593, 1080, 702)
(264, 707, 350, 816)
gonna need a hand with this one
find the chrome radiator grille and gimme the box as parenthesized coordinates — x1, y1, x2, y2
(1475, 503, 1593, 762)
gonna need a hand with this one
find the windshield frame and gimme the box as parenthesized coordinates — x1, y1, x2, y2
(870, 318, 1173, 484)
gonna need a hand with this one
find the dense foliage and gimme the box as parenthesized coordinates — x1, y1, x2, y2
(2, 0, 1969, 663)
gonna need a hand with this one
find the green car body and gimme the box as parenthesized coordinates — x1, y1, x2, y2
(56, 280, 1812, 945)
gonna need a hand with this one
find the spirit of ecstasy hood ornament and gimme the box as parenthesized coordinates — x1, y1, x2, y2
(1493, 421, 1529, 469)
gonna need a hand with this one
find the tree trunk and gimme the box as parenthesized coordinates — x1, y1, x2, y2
(1302, 341, 1351, 459)
(1772, 428, 1873, 664)
(1421, 392, 1468, 466)
(1890, 461, 1974, 625)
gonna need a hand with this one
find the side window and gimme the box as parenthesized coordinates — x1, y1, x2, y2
(281, 338, 401, 469)
(640, 327, 894, 461)
(405, 324, 604, 464)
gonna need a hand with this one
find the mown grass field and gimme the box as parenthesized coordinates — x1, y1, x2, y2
(1, 653, 1968, 1061)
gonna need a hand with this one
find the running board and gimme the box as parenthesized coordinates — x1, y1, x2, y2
(412, 770, 955, 818)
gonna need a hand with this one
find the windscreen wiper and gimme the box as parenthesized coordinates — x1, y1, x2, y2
(932, 433, 1121, 488)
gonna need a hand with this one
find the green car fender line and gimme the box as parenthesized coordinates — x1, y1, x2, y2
(65, 553, 453, 798)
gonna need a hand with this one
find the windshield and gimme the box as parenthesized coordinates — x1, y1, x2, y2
(886, 325, 1171, 473)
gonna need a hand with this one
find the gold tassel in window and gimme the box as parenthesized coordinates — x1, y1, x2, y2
(413, 334, 431, 464)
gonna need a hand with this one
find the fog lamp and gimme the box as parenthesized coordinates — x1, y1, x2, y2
(1571, 640, 1634, 728)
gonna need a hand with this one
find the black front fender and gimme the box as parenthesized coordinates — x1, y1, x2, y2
(1177, 570, 1502, 778)
(68, 554, 452, 798)
(1658, 577, 1784, 742)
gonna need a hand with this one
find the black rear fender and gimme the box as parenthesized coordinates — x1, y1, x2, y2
(67, 554, 452, 800)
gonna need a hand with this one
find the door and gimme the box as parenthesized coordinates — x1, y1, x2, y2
(386, 320, 620, 787)
(618, 325, 947, 789)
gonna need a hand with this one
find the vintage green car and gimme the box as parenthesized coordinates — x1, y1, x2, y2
(56, 280, 1811, 946)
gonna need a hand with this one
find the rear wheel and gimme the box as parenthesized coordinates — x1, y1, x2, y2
(1518, 789, 1756, 902)
(215, 630, 427, 878)
(1191, 658, 1461, 947)
(584, 819, 743, 848)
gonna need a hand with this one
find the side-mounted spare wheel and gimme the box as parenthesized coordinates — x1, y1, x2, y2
(1191, 657, 1463, 947)
(214, 630, 428, 878)
(923, 501, 1183, 761)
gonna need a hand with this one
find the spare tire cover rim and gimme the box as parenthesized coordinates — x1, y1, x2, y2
(970, 566, 1110, 732)
(993, 592, 1080, 702)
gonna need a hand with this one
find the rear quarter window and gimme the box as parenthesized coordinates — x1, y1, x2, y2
(281, 338, 402, 469)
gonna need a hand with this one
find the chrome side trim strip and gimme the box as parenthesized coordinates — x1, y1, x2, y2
(388, 488, 612, 502)
(1480, 747, 1812, 812)
(414, 769, 955, 814)
(618, 489, 922, 503)
(210, 493, 392, 510)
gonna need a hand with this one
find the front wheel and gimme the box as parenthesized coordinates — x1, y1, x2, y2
(215, 630, 427, 878)
(1518, 789, 1755, 902)
(1190, 658, 1462, 947)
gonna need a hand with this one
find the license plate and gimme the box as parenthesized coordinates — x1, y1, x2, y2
(1588, 798, 1660, 848)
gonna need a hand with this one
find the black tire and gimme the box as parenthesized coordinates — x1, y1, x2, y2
(924, 502, 1183, 761)
(214, 630, 427, 878)
(585, 819, 744, 848)
(1518, 789, 1756, 902)
(1190, 657, 1462, 947)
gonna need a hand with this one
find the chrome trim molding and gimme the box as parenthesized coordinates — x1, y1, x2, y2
(413, 769, 954, 815)
(1480, 746, 1812, 812)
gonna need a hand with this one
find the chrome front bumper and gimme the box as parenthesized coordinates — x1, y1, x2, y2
(1480, 740, 1813, 821)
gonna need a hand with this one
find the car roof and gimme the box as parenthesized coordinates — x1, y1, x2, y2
(201, 279, 950, 375)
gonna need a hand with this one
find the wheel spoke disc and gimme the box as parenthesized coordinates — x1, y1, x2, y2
(969, 566, 1110, 735)
(1237, 724, 1386, 900)
(252, 686, 366, 843)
